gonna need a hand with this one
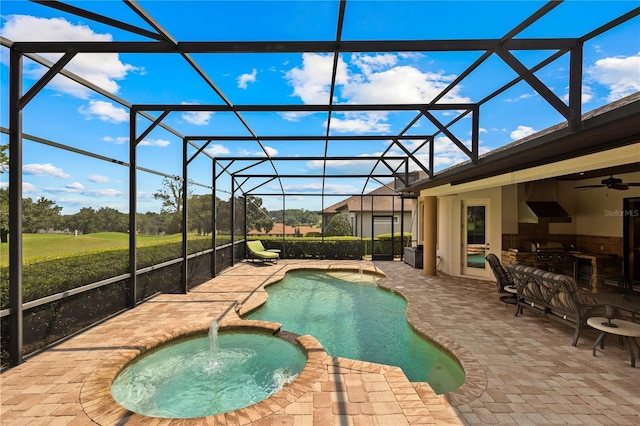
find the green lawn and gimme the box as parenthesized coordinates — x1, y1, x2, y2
(0, 232, 198, 266)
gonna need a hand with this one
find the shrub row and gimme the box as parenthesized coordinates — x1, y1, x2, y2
(253, 233, 412, 259)
(0, 236, 226, 310)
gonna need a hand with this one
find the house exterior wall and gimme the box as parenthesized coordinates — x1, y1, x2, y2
(350, 211, 413, 238)
(419, 144, 639, 280)
(431, 187, 502, 279)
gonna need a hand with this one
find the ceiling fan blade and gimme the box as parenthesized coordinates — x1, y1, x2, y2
(625, 182, 640, 186)
(611, 183, 629, 190)
(575, 184, 605, 189)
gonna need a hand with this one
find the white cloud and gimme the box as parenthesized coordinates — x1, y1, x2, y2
(586, 53, 640, 102)
(204, 144, 230, 156)
(0, 181, 38, 193)
(237, 68, 257, 89)
(180, 102, 213, 125)
(284, 53, 471, 132)
(342, 65, 465, 104)
(561, 85, 594, 104)
(351, 53, 398, 75)
(280, 182, 357, 193)
(84, 188, 123, 197)
(88, 174, 111, 183)
(280, 111, 316, 122)
(328, 112, 391, 134)
(285, 53, 348, 104)
(137, 191, 156, 201)
(66, 182, 85, 190)
(182, 111, 213, 125)
(505, 92, 537, 102)
(306, 159, 357, 169)
(264, 146, 278, 157)
(45, 186, 83, 194)
(23, 182, 37, 193)
(139, 138, 171, 147)
(1, 15, 140, 98)
(103, 136, 128, 145)
(305, 157, 381, 175)
(510, 125, 537, 141)
(431, 136, 473, 168)
(79, 100, 129, 123)
(23, 163, 70, 178)
(237, 146, 278, 156)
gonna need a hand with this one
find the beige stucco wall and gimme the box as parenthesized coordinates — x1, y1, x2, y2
(350, 211, 413, 238)
(428, 187, 502, 279)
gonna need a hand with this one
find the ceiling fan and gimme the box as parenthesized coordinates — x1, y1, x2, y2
(575, 173, 640, 191)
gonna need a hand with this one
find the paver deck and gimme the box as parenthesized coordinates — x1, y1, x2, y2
(1, 259, 639, 425)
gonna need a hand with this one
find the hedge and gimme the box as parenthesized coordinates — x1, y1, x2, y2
(0, 235, 224, 310)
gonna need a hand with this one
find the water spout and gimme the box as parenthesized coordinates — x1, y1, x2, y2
(209, 320, 219, 359)
(359, 264, 363, 277)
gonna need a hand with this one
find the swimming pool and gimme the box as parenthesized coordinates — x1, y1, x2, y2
(245, 270, 465, 394)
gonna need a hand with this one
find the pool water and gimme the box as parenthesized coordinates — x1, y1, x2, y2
(246, 270, 465, 394)
(111, 332, 306, 418)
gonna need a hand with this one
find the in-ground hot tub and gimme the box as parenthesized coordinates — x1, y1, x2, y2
(111, 320, 306, 418)
(81, 320, 326, 423)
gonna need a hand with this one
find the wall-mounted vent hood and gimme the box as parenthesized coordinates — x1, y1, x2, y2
(523, 201, 572, 223)
(518, 180, 572, 224)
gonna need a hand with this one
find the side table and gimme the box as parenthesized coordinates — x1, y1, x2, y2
(587, 316, 640, 367)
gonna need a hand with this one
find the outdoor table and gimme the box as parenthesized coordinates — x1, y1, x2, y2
(587, 293, 640, 321)
(587, 316, 640, 367)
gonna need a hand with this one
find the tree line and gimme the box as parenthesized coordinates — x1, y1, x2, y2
(0, 177, 322, 242)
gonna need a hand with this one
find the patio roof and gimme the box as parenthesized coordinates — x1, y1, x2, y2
(3, 0, 639, 208)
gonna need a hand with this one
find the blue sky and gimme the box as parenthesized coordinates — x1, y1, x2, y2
(1, 0, 639, 214)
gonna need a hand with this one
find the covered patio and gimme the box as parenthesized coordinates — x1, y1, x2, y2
(1, 260, 638, 425)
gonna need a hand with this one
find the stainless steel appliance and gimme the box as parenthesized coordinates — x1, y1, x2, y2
(521, 241, 567, 273)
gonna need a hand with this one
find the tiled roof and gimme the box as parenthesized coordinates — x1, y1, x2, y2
(248, 223, 321, 235)
(322, 184, 412, 214)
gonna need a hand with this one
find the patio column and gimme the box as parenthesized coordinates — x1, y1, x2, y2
(422, 196, 437, 276)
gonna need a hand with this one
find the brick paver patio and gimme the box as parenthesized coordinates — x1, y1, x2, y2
(1, 259, 639, 425)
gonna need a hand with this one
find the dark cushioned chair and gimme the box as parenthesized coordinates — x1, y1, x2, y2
(486, 253, 517, 305)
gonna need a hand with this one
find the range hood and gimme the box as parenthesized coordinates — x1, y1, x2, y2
(523, 201, 572, 223)
(518, 181, 572, 223)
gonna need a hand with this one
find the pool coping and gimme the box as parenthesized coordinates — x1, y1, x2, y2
(80, 320, 328, 425)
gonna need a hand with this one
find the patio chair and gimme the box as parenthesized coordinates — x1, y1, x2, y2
(246, 240, 279, 264)
(486, 253, 517, 305)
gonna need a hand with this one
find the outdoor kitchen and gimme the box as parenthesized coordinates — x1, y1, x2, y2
(496, 178, 634, 293)
(501, 223, 624, 293)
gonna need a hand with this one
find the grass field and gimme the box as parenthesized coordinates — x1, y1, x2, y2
(0, 232, 197, 266)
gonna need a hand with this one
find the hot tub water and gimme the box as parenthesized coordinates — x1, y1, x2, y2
(111, 321, 306, 418)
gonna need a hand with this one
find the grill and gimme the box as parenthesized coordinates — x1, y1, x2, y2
(521, 241, 567, 273)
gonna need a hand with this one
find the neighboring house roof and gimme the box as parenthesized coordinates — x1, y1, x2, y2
(297, 225, 322, 235)
(322, 184, 413, 214)
(248, 223, 321, 236)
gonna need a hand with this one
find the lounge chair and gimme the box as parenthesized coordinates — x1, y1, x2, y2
(246, 240, 279, 263)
